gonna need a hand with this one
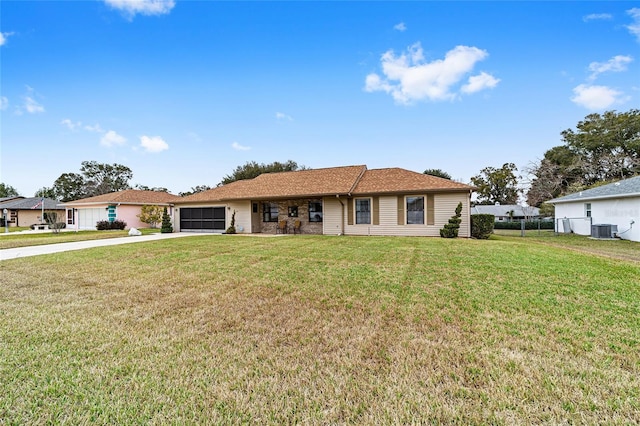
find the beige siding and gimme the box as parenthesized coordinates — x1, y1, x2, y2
(341, 192, 471, 237)
(226, 201, 252, 233)
(13, 209, 65, 227)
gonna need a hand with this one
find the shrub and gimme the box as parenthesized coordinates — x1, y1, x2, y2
(471, 214, 495, 239)
(161, 207, 173, 233)
(440, 202, 463, 238)
(138, 205, 163, 228)
(225, 210, 236, 234)
(96, 220, 127, 230)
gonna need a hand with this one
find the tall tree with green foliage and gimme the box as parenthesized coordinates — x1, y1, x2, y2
(470, 163, 519, 205)
(220, 160, 307, 185)
(49, 161, 134, 202)
(81, 161, 133, 196)
(0, 183, 20, 198)
(527, 109, 640, 206)
(423, 168, 452, 180)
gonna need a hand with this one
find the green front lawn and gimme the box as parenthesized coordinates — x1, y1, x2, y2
(1, 236, 639, 424)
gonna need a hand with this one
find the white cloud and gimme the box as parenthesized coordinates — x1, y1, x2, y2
(231, 141, 251, 151)
(626, 8, 640, 42)
(61, 119, 82, 130)
(0, 32, 14, 46)
(588, 55, 633, 80)
(394, 22, 407, 32)
(85, 123, 105, 133)
(24, 96, 45, 114)
(0, 97, 8, 111)
(101, 130, 127, 147)
(105, 0, 175, 18)
(571, 84, 627, 110)
(365, 42, 498, 104)
(461, 72, 501, 94)
(276, 112, 293, 121)
(583, 13, 613, 22)
(140, 135, 169, 152)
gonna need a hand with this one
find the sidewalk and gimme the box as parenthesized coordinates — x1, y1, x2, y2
(0, 232, 207, 261)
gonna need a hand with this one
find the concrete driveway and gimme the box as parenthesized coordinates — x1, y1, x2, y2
(0, 232, 207, 261)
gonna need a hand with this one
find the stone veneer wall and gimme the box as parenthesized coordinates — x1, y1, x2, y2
(260, 199, 323, 234)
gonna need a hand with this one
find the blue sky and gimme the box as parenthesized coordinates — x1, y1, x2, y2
(2, 1, 639, 197)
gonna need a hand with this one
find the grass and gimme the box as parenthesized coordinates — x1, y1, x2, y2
(0, 228, 160, 250)
(1, 235, 639, 424)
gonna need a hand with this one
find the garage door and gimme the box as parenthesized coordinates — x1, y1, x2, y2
(180, 207, 226, 232)
(78, 208, 108, 230)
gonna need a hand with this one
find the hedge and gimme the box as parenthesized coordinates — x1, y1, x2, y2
(493, 220, 554, 230)
(471, 214, 494, 239)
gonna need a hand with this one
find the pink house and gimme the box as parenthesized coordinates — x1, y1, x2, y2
(61, 190, 182, 230)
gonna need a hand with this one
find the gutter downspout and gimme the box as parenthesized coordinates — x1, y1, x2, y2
(336, 195, 345, 236)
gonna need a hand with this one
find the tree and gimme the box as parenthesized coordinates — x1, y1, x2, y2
(52, 173, 87, 202)
(137, 205, 163, 228)
(560, 109, 640, 184)
(470, 163, 519, 205)
(220, 160, 307, 185)
(35, 187, 57, 199)
(527, 109, 640, 206)
(49, 161, 134, 202)
(179, 185, 212, 197)
(160, 207, 173, 233)
(0, 183, 20, 198)
(525, 146, 583, 207)
(80, 161, 133, 196)
(423, 169, 452, 180)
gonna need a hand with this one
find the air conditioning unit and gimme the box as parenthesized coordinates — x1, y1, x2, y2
(591, 224, 617, 239)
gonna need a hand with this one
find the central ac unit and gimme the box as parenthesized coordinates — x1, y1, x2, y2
(591, 224, 615, 239)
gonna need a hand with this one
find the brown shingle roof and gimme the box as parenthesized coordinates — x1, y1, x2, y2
(352, 168, 474, 194)
(62, 190, 182, 206)
(178, 165, 368, 203)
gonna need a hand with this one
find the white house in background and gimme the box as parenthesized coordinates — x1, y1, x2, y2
(549, 175, 640, 242)
(471, 204, 540, 222)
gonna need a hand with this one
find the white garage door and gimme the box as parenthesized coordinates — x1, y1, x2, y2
(78, 208, 108, 230)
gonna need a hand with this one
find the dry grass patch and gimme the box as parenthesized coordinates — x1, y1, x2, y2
(1, 236, 639, 424)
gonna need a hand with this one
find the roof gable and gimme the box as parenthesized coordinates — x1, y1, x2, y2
(550, 175, 640, 204)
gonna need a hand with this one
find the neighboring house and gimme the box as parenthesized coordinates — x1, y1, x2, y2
(549, 175, 640, 242)
(176, 165, 475, 237)
(471, 204, 540, 222)
(61, 190, 182, 230)
(0, 197, 65, 227)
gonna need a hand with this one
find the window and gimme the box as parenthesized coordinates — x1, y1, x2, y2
(309, 201, 323, 222)
(585, 203, 592, 218)
(355, 198, 371, 224)
(252, 203, 258, 213)
(288, 206, 298, 217)
(406, 196, 425, 224)
(262, 202, 279, 222)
